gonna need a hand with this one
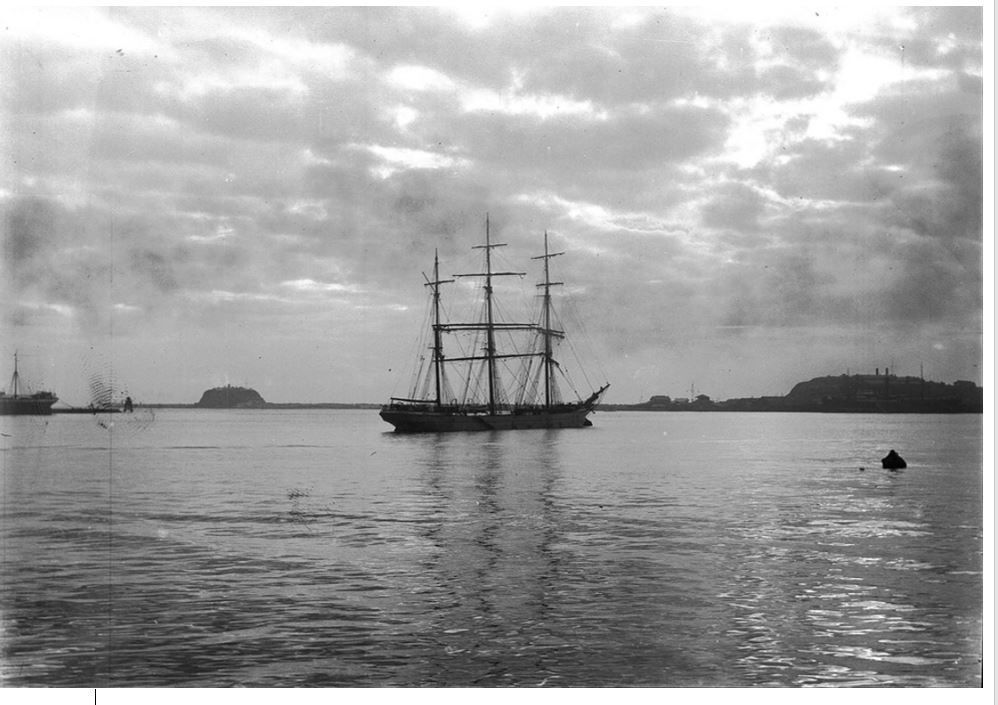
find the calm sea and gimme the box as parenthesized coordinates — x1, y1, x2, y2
(0, 409, 983, 687)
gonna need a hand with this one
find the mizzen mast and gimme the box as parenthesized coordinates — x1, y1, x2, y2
(11, 351, 19, 398)
(532, 232, 564, 409)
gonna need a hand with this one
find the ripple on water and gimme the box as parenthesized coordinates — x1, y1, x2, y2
(0, 410, 983, 686)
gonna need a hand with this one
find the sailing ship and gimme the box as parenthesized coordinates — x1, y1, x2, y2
(0, 353, 58, 416)
(380, 218, 609, 433)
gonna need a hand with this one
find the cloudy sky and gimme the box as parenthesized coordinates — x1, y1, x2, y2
(1, 5, 987, 405)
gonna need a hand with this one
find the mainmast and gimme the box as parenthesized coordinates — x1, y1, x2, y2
(532, 232, 563, 409)
(11, 351, 19, 398)
(452, 215, 526, 415)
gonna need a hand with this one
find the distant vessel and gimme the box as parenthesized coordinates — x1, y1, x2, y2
(381, 218, 609, 433)
(0, 353, 58, 416)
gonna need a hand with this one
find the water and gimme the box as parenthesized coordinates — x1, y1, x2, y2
(0, 409, 983, 687)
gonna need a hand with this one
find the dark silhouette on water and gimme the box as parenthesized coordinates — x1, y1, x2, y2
(882, 449, 907, 470)
(380, 219, 609, 433)
(0, 352, 58, 416)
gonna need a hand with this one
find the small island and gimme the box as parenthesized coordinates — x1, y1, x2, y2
(195, 385, 267, 409)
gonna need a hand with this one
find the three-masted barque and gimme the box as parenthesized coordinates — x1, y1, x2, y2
(380, 218, 609, 433)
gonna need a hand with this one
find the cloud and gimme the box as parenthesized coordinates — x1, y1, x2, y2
(0, 6, 983, 403)
(700, 182, 766, 232)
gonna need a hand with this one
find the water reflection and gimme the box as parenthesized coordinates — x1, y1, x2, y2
(408, 430, 569, 686)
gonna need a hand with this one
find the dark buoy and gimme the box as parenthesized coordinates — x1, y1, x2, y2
(882, 449, 906, 470)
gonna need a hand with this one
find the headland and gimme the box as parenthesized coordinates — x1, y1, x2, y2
(604, 372, 983, 413)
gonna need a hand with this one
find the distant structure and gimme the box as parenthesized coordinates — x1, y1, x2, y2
(608, 371, 983, 413)
(778, 372, 982, 413)
(195, 385, 267, 409)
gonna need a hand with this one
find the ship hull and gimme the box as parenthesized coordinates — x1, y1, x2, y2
(380, 406, 595, 433)
(0, 396, 58, 416)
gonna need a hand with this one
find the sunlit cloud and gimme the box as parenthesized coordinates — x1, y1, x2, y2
(3, 6, 163, 54)
(387, 64, 456, 92)
(447, 5, 547, 30)
(187, 225, 235, 243)
(172, 66, 309, 101)
(391, 105, 419, 130)
(363, 144, 471, 178)
(280, 279, 359, 294)
(518, 192, 683, 238)
(461, 86, 606, 120)
(193, 290, 289, 304)
(286, 200, 328, 220)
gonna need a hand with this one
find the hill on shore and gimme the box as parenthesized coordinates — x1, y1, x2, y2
(195, 385, 266, 409)
(608, 373, 983, 413)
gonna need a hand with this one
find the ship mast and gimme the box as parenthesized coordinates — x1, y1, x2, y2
(451, 216, 525, 415)
(481, 216, 499, 414)
(11, 351, 19, 398)
(532, 232, 563, 409)
(425, 250, 453, 408)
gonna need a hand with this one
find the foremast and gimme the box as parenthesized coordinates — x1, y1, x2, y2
(425, 250, 453, 409)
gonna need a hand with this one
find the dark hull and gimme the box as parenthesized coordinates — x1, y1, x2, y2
(0, 396, 58, 416)
(380, 405, 595, 433)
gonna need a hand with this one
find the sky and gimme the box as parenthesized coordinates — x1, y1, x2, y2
(0, 4, 989, 405)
